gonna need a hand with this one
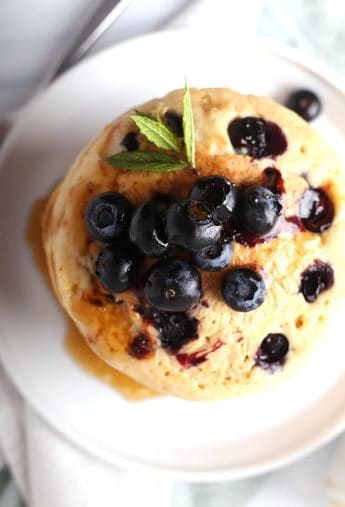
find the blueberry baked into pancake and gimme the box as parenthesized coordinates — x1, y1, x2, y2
(42, 87, 345, 400)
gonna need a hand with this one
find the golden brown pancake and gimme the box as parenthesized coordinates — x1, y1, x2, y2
(42, 88, 345, 400)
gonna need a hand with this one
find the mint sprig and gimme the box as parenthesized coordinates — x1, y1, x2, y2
(182, 83, 195, 167)
(107, 83, 195, 172)
(131, 113, 180, 152)
(106, 150, 187, 172)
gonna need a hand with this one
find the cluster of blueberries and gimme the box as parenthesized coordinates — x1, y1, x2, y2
(85, 175, 284, 316)
(83, 89, 327, 366)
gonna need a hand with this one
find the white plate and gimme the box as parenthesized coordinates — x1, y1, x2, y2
(1, 30, 345, 481)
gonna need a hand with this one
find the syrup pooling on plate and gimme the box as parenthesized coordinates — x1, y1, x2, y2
(65, 321, 158, 400)
(27, 198, 156, 400)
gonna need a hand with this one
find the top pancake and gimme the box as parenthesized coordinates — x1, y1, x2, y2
(42, 88, 345, 400)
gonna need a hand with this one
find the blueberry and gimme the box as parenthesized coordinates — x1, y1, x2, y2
(85, 192, 132, 243)
(299, 188, 334, 233)
(228, 117, 267, 158)
(239, 186, 282, 236)
(166, 199, 222, 251)
(127, 333, 154, 359)
(144, 257, 201, 312)
(228, 117, 287, 158)
(190, 176, 237, 223)
(152, 312, 198, 351)
(129, 200, 168, 257)
(286, 89, 321, 122)
(192, 236, 233, 271)
(164, 110, 183, 137)
(263, 167, 285, 195)
(121, 132, 139, 151)
(256, 333, 289, 365)
(222, 268, 266, 312)
(95, 244, 136, 293)
(300, 260, 334, 303)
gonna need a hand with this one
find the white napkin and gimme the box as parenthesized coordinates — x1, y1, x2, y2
(0, 365, 173, 507)
(1, 1, 344, 506)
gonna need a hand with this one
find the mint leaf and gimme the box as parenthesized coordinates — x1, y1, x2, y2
(131, 112, 180, 152)
(182, 84, 195, 167)
(134, 109, 153, 119)
(106, 150, 187, 172)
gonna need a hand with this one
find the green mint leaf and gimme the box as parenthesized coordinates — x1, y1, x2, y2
(131, 113, 180, 152)
(182, 83, 195, 167)
(106, 150, 187, 172)
(134, 109, 153, 119)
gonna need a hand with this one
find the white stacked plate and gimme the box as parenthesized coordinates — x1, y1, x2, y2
(1, 31, 345, 480)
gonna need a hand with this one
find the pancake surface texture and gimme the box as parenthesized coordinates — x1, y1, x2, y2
(42, 88, 345, 400)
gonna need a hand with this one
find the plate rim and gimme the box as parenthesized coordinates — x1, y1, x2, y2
(1, 29, 345, 481)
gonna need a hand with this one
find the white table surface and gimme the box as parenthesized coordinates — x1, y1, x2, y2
(2, 0, 345, 117)
(1, 1, 345, 506)
(0, 0, 190, 116)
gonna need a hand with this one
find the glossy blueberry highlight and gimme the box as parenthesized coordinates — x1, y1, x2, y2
(222, 268, 266, 312)
(190, 175, 237, 223)
(95, 244, 137, 293)
(85, 192, 132, 243)
(144, 257, 201, 312)
(239, 186, 282, 237)
(166, 199, 222, 251)
(130, 200, 168, 257)
(192, 236, 233, 271)
(228, 117, 267, 158)
(228, 117, 287, 159)
(286, 89, 321, 122)
(256, 333, 289, 366)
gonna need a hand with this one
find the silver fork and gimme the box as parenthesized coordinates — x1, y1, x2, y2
(0, 0, 131, 146)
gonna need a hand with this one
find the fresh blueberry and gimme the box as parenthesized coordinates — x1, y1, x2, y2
(144, 257, 201, 312)
(166, 199, 222, 251)
(256, 333, 289, 365)
(228, 117, 287, 158)
(228, 117, 267, 158)
(129, 200, 168, 257)
(127, 333, 154, 359)
(164, 110, 183, 137)
(152, 312, 198, 351)
(300, 260, 334, 303)
(95, 244, 136, 293)
(121, 132, 139, 151)
(222, 268, 266, 312)
(192, 235, 233, 271)
(85, 192, 132, 243)
(263, 167, 285, 196)
(286, 89, 321, 122)
(299, 188, 334, 233)
(239, 186, 282, 236)
(190, 176, 237, 223)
